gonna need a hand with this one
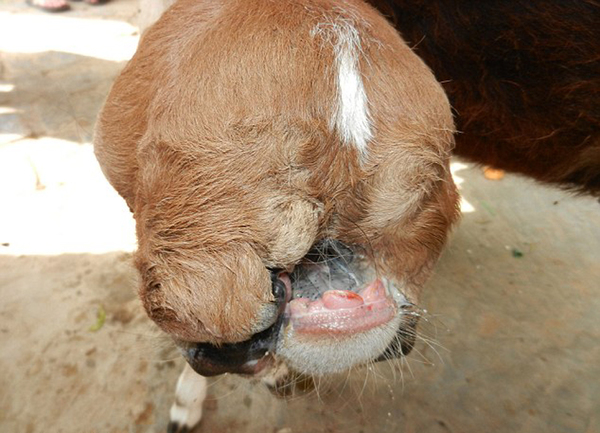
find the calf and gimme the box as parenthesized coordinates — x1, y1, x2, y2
(94, 0, 598, 431)
(95, 0, 458, 429)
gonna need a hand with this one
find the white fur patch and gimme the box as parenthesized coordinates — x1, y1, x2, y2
(314, 20, 373, 159)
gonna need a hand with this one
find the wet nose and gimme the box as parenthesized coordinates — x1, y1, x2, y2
(182, 270, 288, 376)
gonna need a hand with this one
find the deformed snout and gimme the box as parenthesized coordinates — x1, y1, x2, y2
(180, 271, 290, 376)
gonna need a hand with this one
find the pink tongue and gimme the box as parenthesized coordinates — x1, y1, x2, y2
(359, 279, 386, 303)
(286, 279, 396, 335)
(322, 290, 364, 309)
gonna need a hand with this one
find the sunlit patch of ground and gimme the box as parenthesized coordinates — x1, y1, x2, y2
(0, 137, 136, 255)
(0, 5, 138, 256)
(0, 11, 138, 62)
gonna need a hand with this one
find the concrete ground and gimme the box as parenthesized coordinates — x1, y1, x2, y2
(1, 1, 599, 432)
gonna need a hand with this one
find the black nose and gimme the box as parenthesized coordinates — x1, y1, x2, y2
(182, 269, 288, 377)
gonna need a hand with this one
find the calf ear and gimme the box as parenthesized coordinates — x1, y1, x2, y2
(135, 246, 275, 344)
(93, 49, 155, 211)
(93, 129, 138, 211)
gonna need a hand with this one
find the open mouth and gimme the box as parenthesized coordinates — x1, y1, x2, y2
(182, 240, 414, 377)
(280, 240, 399, 336)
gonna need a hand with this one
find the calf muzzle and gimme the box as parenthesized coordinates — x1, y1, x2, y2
(182, 271, 288, 376)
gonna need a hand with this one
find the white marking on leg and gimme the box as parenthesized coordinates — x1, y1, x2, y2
(169, 363, 208, 431)
(315, 19, 373, 159)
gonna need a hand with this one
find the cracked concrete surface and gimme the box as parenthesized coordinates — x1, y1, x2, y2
(1, 1, 599, 432)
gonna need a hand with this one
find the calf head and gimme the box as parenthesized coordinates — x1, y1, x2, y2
(94, 0, 459, 378)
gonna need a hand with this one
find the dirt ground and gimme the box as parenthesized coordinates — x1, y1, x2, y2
(1, 1, 599, 432)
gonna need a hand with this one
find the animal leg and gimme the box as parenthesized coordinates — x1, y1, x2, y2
(168, 364, 207, 433)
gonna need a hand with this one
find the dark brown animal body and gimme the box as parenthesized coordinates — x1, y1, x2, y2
(369, 0, 600, 194)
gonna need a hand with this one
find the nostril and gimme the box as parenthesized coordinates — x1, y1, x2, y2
(270, 269, 292, 314)
(270, 270, 285, 299)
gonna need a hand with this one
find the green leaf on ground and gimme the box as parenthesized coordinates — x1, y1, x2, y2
(89, 305, 106, 332)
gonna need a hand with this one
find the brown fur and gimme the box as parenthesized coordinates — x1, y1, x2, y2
(94, 0, 459, 345)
